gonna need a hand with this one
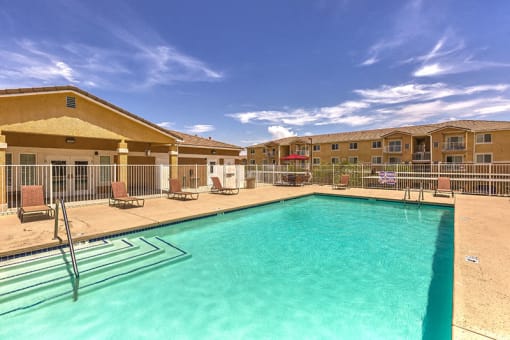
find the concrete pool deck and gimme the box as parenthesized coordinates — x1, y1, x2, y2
(0, 185, 508, 339)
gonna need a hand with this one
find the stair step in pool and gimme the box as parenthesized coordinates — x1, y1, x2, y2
(0, 236, 190, 316)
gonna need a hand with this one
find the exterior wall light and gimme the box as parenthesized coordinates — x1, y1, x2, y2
(65, 137, 76, 144)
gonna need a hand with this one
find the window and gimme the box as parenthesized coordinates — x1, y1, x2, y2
(348, 157, 358, 164)
(262, 148, 266, 154)
(476, 133, 492, 144)
(331, 143, 339, 150)
(388, 140, 402, 152)
(405, 143, 410, 150)
(389, 157, 400, 164)
(445, 136, 465, 150)
(210, 161, 217, 173)
(331, 157, 339, 164)
(249, 159, 256, 165)
(445, 155, 463, 163)
(372, 156, 382, 164)
(272, 159, 276, 164)
(313, 158, 320, 165)
(433, 141, 439, 148)
(372, 141, 382, 149)
(313, 144, 320, 151)
(250, 149, 255, 154)
(476, 154, 492, 163)
(6, 153, 12, 187)
(349, 142, 358, 150)
(20, 153, 36, 185)
(99, 156, 111, 183)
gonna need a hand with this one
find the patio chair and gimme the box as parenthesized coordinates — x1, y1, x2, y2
(109, 181, 145, 208)
(211, 176, 239, 195)
(332, 175, 349, 190)
(168, 178, 199, 200)
(18, 185, 55, 223)
(434, 177, 454, 197)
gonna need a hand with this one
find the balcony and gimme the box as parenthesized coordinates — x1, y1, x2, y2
(443, 142, 466, 151)
(412, 152, 431, 162)
(265, 152, 276, 158)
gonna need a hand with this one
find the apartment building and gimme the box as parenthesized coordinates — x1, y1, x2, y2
(247, 120, 510, 165)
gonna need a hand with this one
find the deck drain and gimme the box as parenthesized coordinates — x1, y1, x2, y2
(465, 255, 479, 264)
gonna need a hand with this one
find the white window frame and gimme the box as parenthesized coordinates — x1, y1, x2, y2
(313, 157, 321, 165)
(249, 159, 256, 165)
(250, 149, 255, 154)
(349, 142, 358, 150)
(445, 155, 463, 163)
(348, 156, 358, 164)
(313, 144, 320, 152)
(331, 143, 339, 151)
(388, 140, 402, 152)
(389, 157, 400, 164)
(372, 156, 382, 164)
(372, 141, 382, 149)
(476, 133, 492, 144)
(331, 157, 339, 164)
(475, 153, 492, 163)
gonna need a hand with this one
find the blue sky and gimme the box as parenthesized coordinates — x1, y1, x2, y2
(1, 0, 510, 147)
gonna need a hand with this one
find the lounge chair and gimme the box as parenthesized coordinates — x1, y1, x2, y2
(211, 176, 239, 195)
(109, 181, 145, 208)
(332, 175, 349, 190)
(18, 185, 55, 223)
(168, 178, 199, 200)
(434, 177, 454, 197)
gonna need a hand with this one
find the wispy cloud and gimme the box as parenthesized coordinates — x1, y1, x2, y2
(157, 121, 175, 129)
(0, 1, 223, 90)
(186, 124, 215, 134)
(268, 126, 297, 139)
(229, 81, 510, 136)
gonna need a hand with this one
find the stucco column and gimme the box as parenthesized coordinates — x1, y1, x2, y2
(0, 134, 6, 208)
(169, 144, 178, 179)
(117, 140, 129, 184)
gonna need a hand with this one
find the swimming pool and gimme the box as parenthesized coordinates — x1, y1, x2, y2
(0, 195, 454, 339)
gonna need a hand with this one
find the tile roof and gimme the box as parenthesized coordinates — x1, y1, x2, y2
(248, 120, 510, 147)
(0, 85, 183, 141)
(167, 130, 242, 150)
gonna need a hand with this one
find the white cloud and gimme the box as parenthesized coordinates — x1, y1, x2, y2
(360, 56, 378, 66)
(228, 81, 510, 132)
(268, 126, 297, 139)
(413, 63, 451, 77)
(157, 121, 174, 128)
(186, 124, 215, 133)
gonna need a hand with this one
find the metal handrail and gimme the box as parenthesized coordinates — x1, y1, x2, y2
(55, 198, 80, 278)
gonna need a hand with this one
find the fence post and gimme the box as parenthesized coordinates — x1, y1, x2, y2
(49, 164, 53, 206)
(361, 163, 364, 189)
(489, 163, 492, 196)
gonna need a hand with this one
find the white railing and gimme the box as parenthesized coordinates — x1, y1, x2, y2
(248, 163, 510, 196)
(0, 164, 247, 215)
(2, 162, 508, 214)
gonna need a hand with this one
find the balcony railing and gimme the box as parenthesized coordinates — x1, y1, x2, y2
(412, 152, 431, 161)
(295, 150, 309, 156)
(443, 142, 466, 151)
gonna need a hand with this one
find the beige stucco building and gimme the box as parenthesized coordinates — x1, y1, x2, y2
(0, 86, 242, 209)
(247, 120, 510, 166)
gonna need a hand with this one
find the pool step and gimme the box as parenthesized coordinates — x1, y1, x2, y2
(0, 236, 190, 316)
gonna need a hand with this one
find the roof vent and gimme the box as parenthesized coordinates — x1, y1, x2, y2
(66, 96, 76, 108)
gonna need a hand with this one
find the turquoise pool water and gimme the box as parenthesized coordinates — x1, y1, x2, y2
(0, 195, 454, 339)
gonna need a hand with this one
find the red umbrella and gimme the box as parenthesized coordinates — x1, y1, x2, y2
(280, 154, 309, 161)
